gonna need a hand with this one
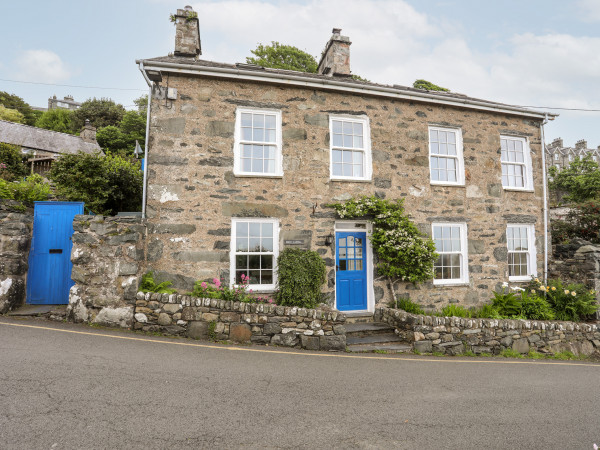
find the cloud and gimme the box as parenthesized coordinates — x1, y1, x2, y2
(578, 0, 600, 22)
(14, 49, 72, 83)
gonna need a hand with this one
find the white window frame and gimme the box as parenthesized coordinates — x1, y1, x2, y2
(230, 218, 279, 292)
(233, 108, 283, 177)
(506, 224, 537, 282)
(428, 126, 465, 186)
(431, 222, 469, 285)
(329, 115, 372, 181)
(500, 135, 534, 191)
(554, 153, 559, 161)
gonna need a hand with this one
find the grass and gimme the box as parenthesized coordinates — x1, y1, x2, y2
(373, 349, 389, 354)
(500, 348, 524, 358)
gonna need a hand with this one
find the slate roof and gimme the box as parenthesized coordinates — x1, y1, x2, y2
(0, 120, 102, 156)
(139, 55, 556, 120)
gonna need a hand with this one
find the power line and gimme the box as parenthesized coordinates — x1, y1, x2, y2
(0, 78, 146, 91)
(1, 77, 600, 111)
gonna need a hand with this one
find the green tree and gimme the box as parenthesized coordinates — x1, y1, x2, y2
(0, 105, 25, 124)
(413, 79, 450, 92)
(96, 110, 146, 155)
(0, 142, 28, 181)
(549, 155, 600, 204)
(35, 108, 75, 134)
(133, 95, 148, 115)
(247, 42, 318, 73)
(0, 92, 38, 125)
(72, 97, 126, 131)
(49, 152, 142, 215)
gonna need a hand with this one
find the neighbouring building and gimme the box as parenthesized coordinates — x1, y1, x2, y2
(48, 95, 81, 111)
(134, 6, 556, 313)
(545, 138, 600, 173)
(0, 119, 102, 174)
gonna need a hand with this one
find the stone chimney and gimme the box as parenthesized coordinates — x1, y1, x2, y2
(550, 137, 563, 148)
(80, 119, 97, 143)
(575, 139, 587, 150)
(174, 6, 201, 57)
(317, 28, 351, 77)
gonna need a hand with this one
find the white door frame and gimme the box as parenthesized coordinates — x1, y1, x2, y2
(333, 221, 375, 313)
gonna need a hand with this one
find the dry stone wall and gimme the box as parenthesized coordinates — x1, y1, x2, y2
(67, 215, 146, 327)
(0, 201, 33, 313)
(145, 74, 546, 309)
(134, 292, 347, 351)
(376, 307, 600, 356)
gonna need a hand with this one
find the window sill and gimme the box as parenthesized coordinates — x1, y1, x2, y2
(508, 276, 534, 283)
(234, 172, 283, 179)
(433, 280, 470, 287)
(430, 182, 465, 188)
(330, 177, 372, 183)
(502, 187, 534, 193)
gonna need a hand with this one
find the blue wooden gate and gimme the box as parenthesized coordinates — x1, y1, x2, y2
(26, 202, 84, 305)
(335, 231, 368, 311)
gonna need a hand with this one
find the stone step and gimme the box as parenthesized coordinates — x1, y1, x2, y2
(344, 313, 374, 324)
(347, 342, 413, 353)
(346, 333, 403, 346)
(345, 322, 395, 337)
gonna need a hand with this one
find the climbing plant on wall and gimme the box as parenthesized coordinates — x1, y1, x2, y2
(330, 196, 438, 301)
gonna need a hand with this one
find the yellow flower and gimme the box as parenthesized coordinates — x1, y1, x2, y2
(571, 291, 577, 297)
(535, 278, 540, 283)
(530, 289, 535, 294)
(551, 287, 556, 291)
(564, 290, 570, 295)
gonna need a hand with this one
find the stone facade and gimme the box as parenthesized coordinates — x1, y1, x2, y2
(67, 215, 146, 327)
(133, 292, 347, 350)
(142, 73, 546, 310)
(0, 201, 33, 313)
(376, 307, 600, 356)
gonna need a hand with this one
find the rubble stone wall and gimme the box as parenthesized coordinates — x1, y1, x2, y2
(0, 201, 33, 313)
(67, 215, 146, 328)
(145, 74, 546, 309)
(376, 307, 600, 356)
(134, 292, 347, 351)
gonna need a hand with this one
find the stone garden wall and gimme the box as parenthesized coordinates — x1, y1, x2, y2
(0, 200, 33, 313)
(376, 307, 600, 356)
(134, 292, 347, 351)
(67, 215, 146, 327)
(549, 240, 600, 298)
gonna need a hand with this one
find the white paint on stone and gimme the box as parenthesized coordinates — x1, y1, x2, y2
(466, 185, 483, 198)
(0, 278, 13, 296)
(169, 237, 189, 243)
(160, 190, 179, 203)
(93, 307, 134, 328)
(409, 185, 425, 197)
(121, 276, 136, 288)
(134, 313, 148, 323)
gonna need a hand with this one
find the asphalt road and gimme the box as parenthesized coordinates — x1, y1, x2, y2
(0, 317, 599, 450)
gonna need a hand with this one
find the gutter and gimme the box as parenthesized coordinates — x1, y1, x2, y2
(137, 59, 557, 120)
(138, 62, 152, 219)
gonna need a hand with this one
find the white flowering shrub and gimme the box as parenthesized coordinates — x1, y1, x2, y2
(330, 196, 437, 283)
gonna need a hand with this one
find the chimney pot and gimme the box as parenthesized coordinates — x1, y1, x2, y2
(318, 27, 352, 77)
(80, 120, 97, 143)
(575, 139, 587, 150)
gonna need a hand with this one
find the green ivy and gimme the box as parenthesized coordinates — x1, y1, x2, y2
(330, 196, 437, 284)
(277, 248, 326, 308)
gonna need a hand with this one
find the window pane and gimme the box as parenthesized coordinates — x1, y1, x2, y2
(355, 260, 363, 270)
(261, 270, 273, 284)
(249, 238, 260, 252)
(347, 236, 354, 245)
(333, 134, 343, 147)
(236, 255, 248, 269)
(237, 222, 248, 237)
(430, 129, 438, 141)
(249, 255, 260, 269)
(353, 122, 363, 136)
(447, 132, 456, 144)
(242, 127, 252, 140)
(343, 122, 353, 134)
(343, 134, 353, 147)
(253, 114, 264, 128)
(439, 143, 447, 155)
(265, 115, 276, 129)
(332, 150, 342, 163)
(262, 222, 273, 237)
(252, 145, 263, 159)
(236, 271, 248, 284)
(252, 159, 263, 173)
(249, 223, 261, 237)
(343, 164, 352, 176)
(332, 163, 343, 176)
(236, 238, 248, 252)
(261, 238, 273, 252)
(265, 129, 276, 143)
(343, 150, 352, 163)
(242, 159, 252, 172)
(431, 142, 439, 154)
(241, 113, 252, 127)
(431, 157, 438, 169)
(353, 151, 362, 164)
(265, 160, 275, 173)
(332, 121, 342, 133)
(242, 144, 252, 158)
(354, 136, 363, 148)
(439, 131, 446, 142)
(249, 271, 260, 284)
(261, 255, 273, 269)
(354, 164, 363, 178)
(338, 237, 346, 247)
(339, 247, 346, 258)
(339, 260, 347, 271)
(253, 128, 264, 142)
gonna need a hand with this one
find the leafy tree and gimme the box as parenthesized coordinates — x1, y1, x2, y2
(72, 97, 126, 131)
(247, 41, 318, 73)
(0, 105, 25, 124)
(49, 152, 142, 215)
(549, 155, 600, 204)
(133, 95, 148, 115)
(413, 79, 450, 92)
(96, 110, 146, 156)
(0, 92, 38, 125)
(0, 142, 28, 181)
(35, 108, 75, 134)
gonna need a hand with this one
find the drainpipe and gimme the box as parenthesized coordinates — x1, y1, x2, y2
(138, 62, 152, 219)
(540, 114, 549, 284)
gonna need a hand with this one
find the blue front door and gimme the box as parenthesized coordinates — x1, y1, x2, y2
(26, 202, 84, 305)
(335, 231, 368, 311)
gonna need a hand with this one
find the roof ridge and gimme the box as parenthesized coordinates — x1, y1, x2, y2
(0, 119, 84, 139)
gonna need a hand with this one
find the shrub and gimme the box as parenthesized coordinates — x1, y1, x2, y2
(276, 248, 326, 308)
(551, 201, 600, 244)
(0, 142, 28, 181)
(543, 279, 597, 322)
(472, 303, 502, 319)
(439, 304, 471, 318)
(520, 295, 555, 321)
(491, 291, 523, 317)
(190, 276, 256, 303)
(12, 174, 51, 204)
(139, 272, 176, 294)
(0, 178, 14, 199)
(389, 297, 425, 315)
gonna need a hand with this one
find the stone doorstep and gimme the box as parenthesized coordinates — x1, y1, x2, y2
(7, 305, 56, 316)
(346, 342, 412, 353)
(345, 322, 396, 337)
(344, 312, 374, 324)
(346, 333, 404, 346)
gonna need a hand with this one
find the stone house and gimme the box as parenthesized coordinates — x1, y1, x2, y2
(48, 95, 81, 111)
(135, 6, 555, 313)
(546, 138, 600, 173)
(0, 119, 102, 174)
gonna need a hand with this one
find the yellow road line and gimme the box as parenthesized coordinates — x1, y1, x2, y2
(1, 320, 598, 367)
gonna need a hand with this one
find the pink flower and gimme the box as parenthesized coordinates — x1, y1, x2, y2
(200, 282, 207, 289)
(213, 278, 221, 287)
(267, 299, 273, 304)
(249, 289, 253, 293)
